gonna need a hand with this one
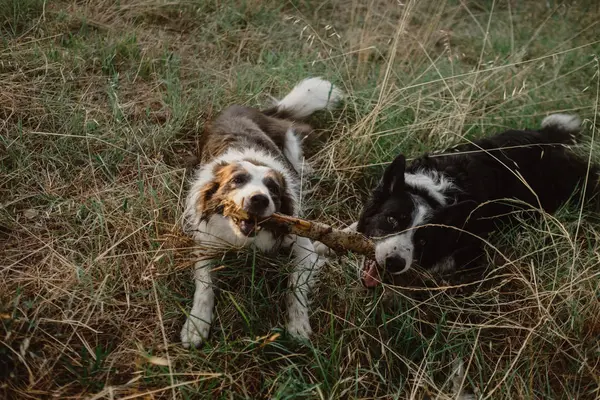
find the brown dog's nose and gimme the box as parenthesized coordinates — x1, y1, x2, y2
(247, 194, 269, 213)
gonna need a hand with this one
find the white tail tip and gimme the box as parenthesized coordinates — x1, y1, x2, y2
(541, 113, 581, 133)
(276, 77, 344, 119)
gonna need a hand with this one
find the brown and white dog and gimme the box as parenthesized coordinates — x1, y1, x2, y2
(181, 78, 343, 348)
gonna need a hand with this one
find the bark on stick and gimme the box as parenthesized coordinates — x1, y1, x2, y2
(223, 201, 375, 258)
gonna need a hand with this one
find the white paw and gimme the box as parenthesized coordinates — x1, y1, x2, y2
(180, 313, 211, 348)
(314, 241, 336, 258)
(286, 308, 312, 339)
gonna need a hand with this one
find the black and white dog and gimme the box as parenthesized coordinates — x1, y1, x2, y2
(181, 78, 343, 347)
(354, 114, 599, 287)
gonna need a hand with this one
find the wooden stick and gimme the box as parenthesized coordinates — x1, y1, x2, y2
(223, 201, 375, 258)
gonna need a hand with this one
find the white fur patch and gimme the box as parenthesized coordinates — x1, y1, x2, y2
(373, 198, 430, 274)
(405, 170, 454, 206)
(276, 77, 343, 119)
(231, 161, 277, 218)
(283, 128, 309, 174)
(285, 236, 324, 340)
(429, 256, 456, 274)
(541, 113, 581, 133)
(181, 260, 214, 348)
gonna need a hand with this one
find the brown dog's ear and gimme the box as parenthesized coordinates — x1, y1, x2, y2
(200, 181, 219, 205)
(199, 181, 218, 207)
(380, 154, 406, 195)
(196, 180, 221, 219)
(197, 162, 230, 217)
(273, 173, 296, 216)
(279, 188, 296, 216)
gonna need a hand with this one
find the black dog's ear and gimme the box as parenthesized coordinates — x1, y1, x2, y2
(380, 154, 406, 195)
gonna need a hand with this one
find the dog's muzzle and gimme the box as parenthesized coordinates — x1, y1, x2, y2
(244, 193, 271, 216)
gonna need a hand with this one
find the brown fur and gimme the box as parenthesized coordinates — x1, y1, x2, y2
(265, 170, 295, 216)
(200, 105, 312, 170)
(197, 163, 242, 218)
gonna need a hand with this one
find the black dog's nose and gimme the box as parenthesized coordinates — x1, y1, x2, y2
(248, 194, 269, 211)
(384, 255, 407, 274)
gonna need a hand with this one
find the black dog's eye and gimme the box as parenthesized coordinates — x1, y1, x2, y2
(386, 216, 398, 228)
(418, 239, 427, 246)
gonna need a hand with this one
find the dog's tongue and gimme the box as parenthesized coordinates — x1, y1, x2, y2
(362, 259, 381, 288)
(239, 220, 256, 236)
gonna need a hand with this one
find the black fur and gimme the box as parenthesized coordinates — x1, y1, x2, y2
(358, 116, 599, 279)
(357, 155, 418, 238)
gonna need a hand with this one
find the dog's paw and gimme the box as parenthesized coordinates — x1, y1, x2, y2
(314, 240, 336, 258)
(180, 316, 210, 348)
(286, 310, 312, 340)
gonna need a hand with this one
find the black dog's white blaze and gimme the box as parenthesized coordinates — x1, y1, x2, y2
(373, 197, 429, 273)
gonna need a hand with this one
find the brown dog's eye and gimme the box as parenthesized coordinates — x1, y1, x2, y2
(264, 178, 280, 194)
(231, 175, 246, 185)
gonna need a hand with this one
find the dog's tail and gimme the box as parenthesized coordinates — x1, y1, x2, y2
(541, 113, 600, 208)
(263, 77, 343, 119)
(540, 113, 581, 144)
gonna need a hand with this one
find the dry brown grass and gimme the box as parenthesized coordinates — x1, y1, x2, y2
(2, 0, 600, 398)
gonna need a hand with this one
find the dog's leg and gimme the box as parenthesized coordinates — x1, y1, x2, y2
(286, 236, 324, 339)
(181, 259, 215, 348)
(314, 221, 358, 257)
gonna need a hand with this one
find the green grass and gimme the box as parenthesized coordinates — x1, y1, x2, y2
(1, 0, 600, 398)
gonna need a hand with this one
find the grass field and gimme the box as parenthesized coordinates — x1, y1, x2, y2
(1, 0, 600, 398)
